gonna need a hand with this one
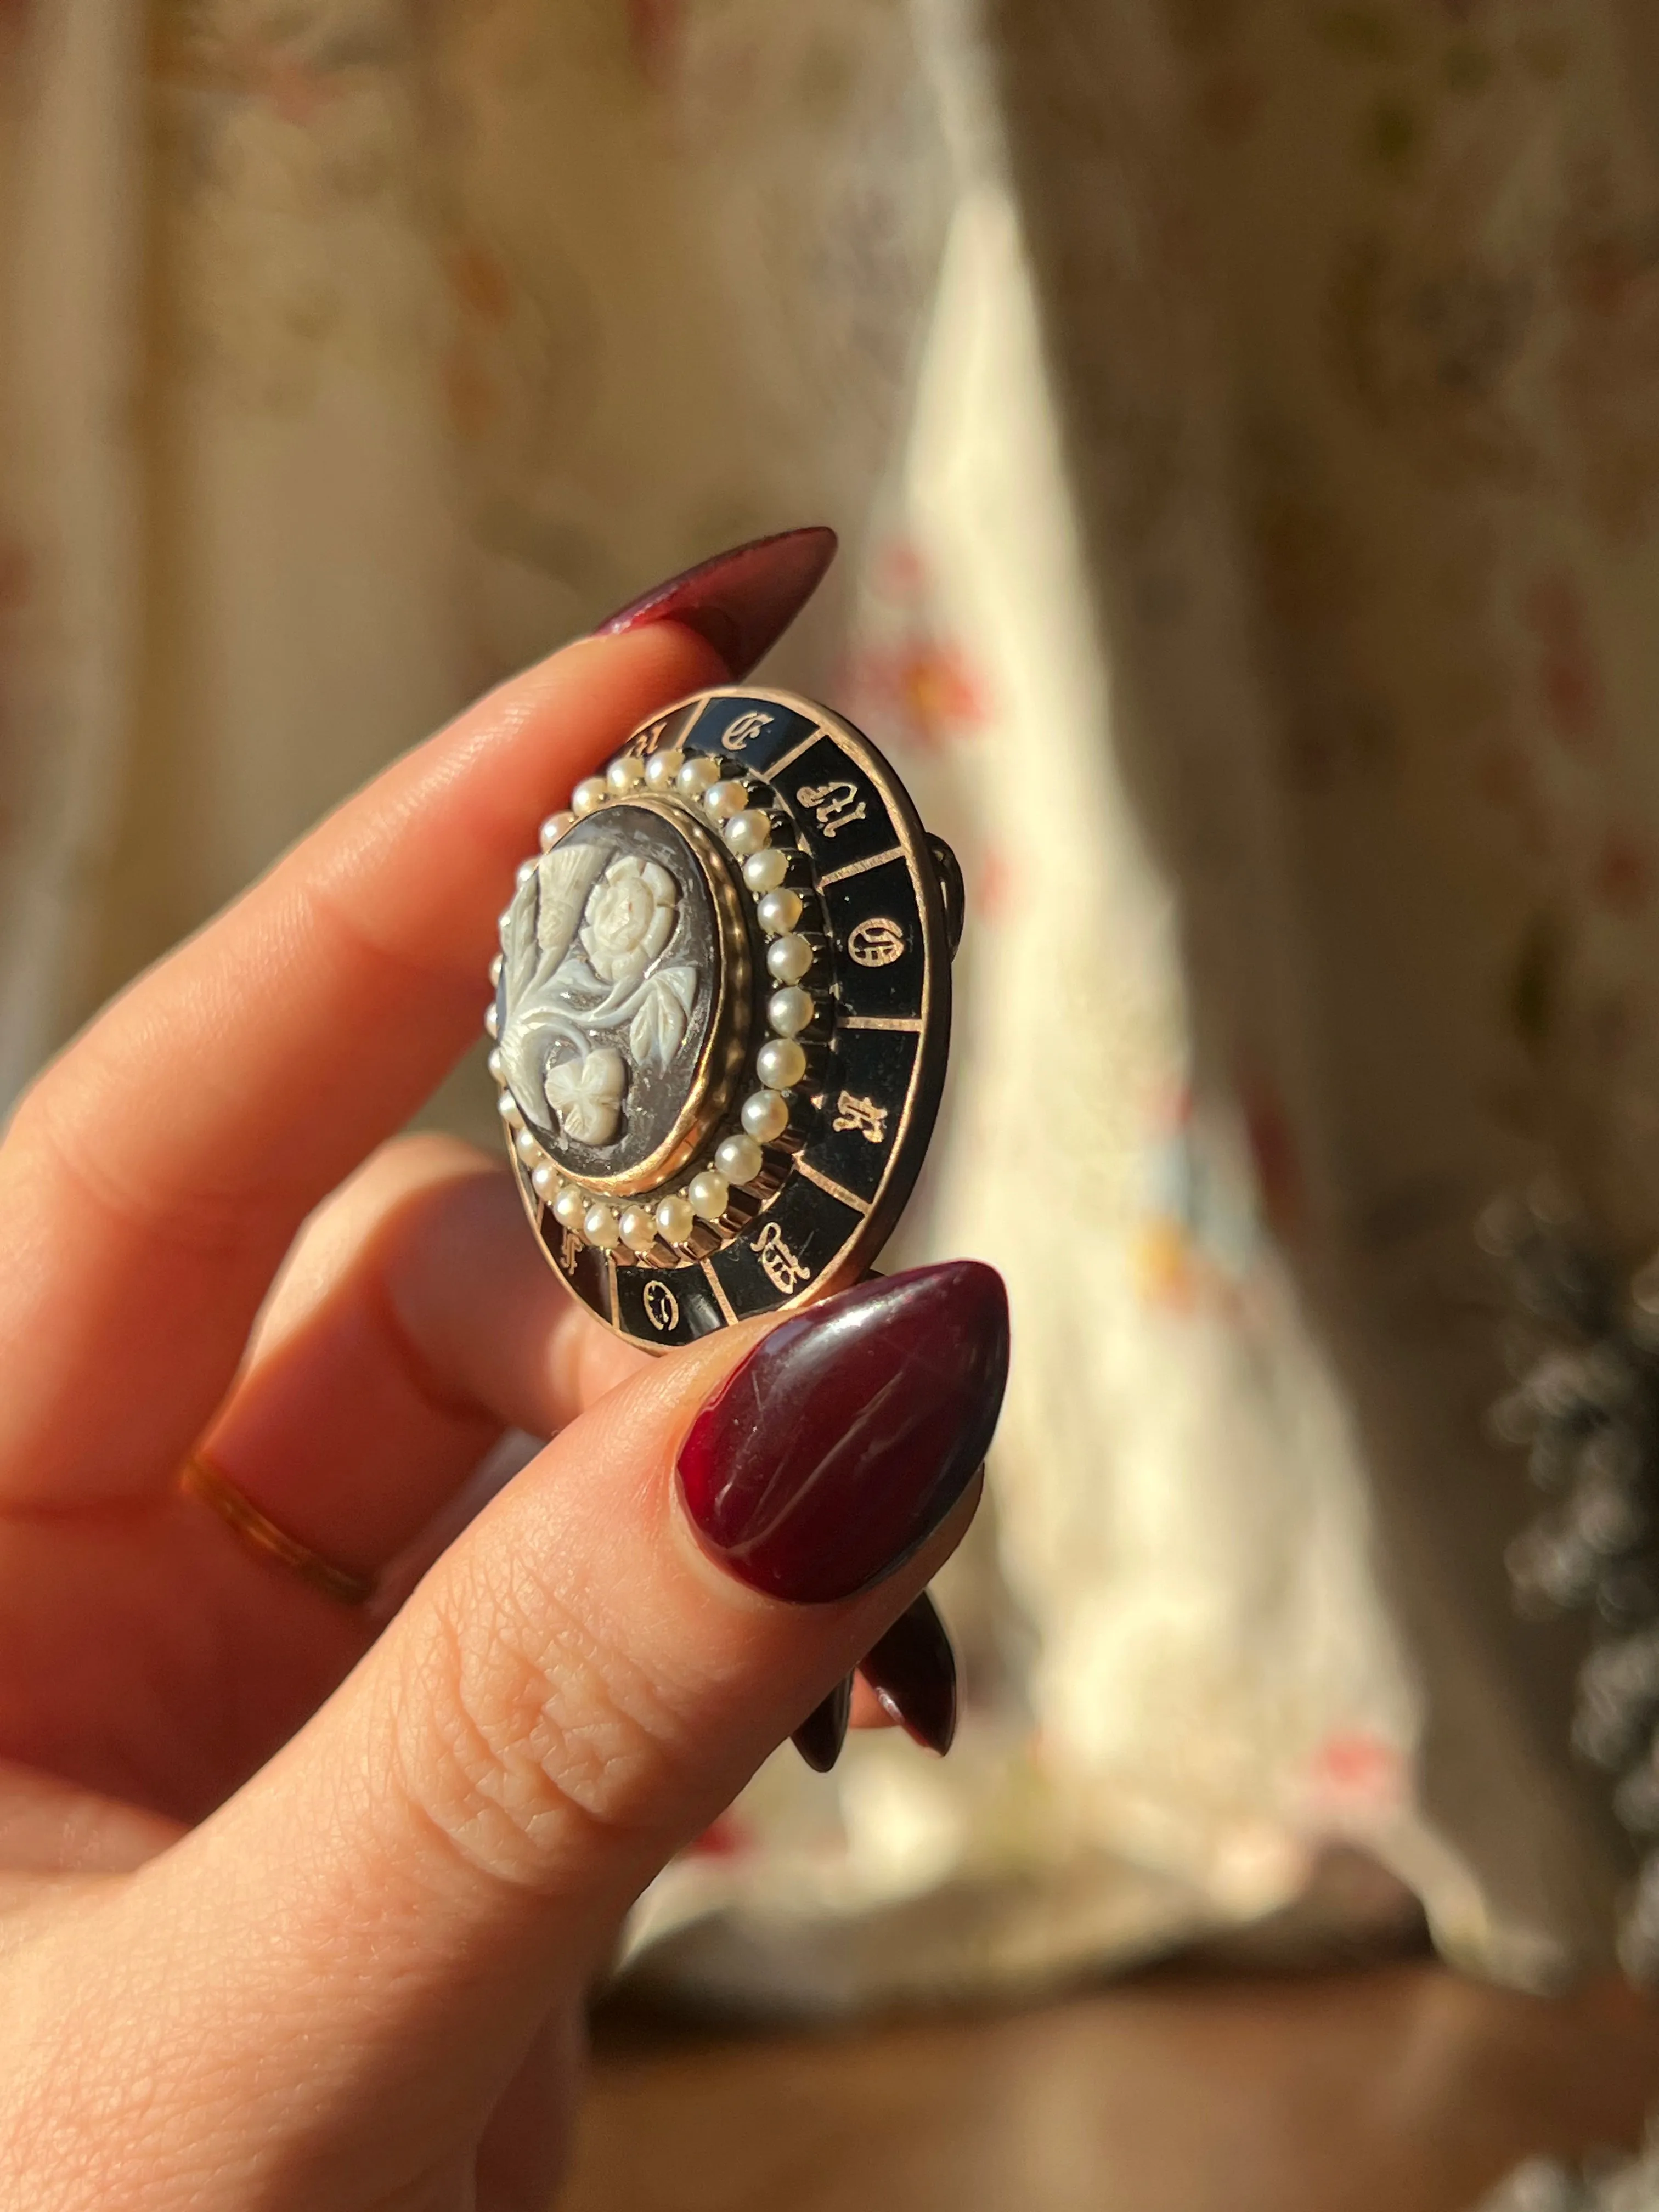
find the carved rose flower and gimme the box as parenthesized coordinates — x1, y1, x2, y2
(580, 856, 677, 986)
(544, 1047, 625, 1147)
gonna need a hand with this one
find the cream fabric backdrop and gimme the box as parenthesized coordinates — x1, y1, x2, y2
(5, 0, 1659, 2006)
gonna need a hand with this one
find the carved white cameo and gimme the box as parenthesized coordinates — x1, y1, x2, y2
(497, 816, 708, 1165)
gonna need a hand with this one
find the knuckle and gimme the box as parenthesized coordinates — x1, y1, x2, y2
(7, 1064, 284, 1264)
(397, 1555, 693, 1892)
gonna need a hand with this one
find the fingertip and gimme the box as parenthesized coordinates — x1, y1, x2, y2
(592, 527, 838, 680)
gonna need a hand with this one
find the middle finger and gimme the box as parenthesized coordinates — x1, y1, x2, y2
(193, 1135, 648, 1603)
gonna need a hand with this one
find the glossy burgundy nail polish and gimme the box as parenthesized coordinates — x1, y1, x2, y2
(792, 1675, 853, 1773)
(857, 1593, 958, 1755)
(676, 1260, 1008, 1604)
(594, 527, 837, 680)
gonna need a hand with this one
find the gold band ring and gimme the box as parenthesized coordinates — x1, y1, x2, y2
(179, 1452, 377, 1609)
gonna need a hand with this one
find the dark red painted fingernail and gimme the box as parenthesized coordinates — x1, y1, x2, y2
(792, 1674, 853, 1773)
(857, 1593, 957, 1755)
(676, 1260, 1008, 1604)
(594, 527, 837, 680)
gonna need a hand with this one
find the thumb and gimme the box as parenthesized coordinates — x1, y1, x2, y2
(53, 1262, 1005, 2202)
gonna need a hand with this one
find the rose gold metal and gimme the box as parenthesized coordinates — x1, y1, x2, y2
(179, 1452, 377, 1609)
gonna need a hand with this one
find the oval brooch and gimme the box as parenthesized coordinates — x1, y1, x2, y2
(486, 687, 961, 1350)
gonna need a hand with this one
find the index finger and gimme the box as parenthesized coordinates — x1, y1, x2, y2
(0, 624, 721, 1504)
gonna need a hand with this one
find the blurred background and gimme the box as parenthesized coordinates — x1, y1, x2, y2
(10, 0, 1659, 2202)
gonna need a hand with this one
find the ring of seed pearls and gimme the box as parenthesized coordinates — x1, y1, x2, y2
(488, 744, 821, 1262)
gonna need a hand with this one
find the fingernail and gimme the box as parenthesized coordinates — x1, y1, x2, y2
(594, 526, 838, 679)
(857, 1593, 958, 1756)
(676, 1260, 1008, 1604)
(792, 1675, 853, 1773)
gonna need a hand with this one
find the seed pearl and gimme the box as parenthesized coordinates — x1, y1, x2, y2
(767, 933, 812, 984)
(655, 1193, 696, 1244)
(644, 748, 684, 789)
(742, 1090, 789, 1142)
(677, 755, 720, 795)
(768, 986, 813, 1036)
(553, 1186, 588, 1229)
(584, 1204, 620, 1249)
(496, 1091, 521, 1124)
(724, 809, 771, 856)
(576, 777, 611, 816)
(757, 1037, 806, 1091)
(607, 754, 646, 792)
(620, 1205, 658, 1253)
(715, 1132, 764, 1186)
(486, 1046, 504, 1080)
(744, 848, 789, 893)
(514, 1127, 541, 1164)
(484, 1002, 499, 1037)
(531, 1161, 557, 1199)
(704, 778, 748, 821)
(516, 858, 537, 886)
(756, 887, 802, 935)
(688, 1169, 730, 1223)
(539, 809, 575, 848)
(489, 953, 504, 983)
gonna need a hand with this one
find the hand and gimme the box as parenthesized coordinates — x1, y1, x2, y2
(0, 571, 1007, 2208)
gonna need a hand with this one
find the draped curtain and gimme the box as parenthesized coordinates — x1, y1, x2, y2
(7, 0, 1659, 2005)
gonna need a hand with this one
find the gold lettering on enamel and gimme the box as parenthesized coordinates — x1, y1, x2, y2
(754, 1220, 811, 1293)
(721, 709, 774, 752)
(848, 916, 906, 968)
(642, 1279, 680, 1332)
(797, 778, 867, 839)
(832, 1092, 888, 1143)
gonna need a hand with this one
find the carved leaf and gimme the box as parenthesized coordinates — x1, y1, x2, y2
(535, 844, 607, 967)
(503, 876, 540, 1006)
(498, 1023, 542, 1121)
(660, 964, 697, 1019)
(629, 966, 697, 1070)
